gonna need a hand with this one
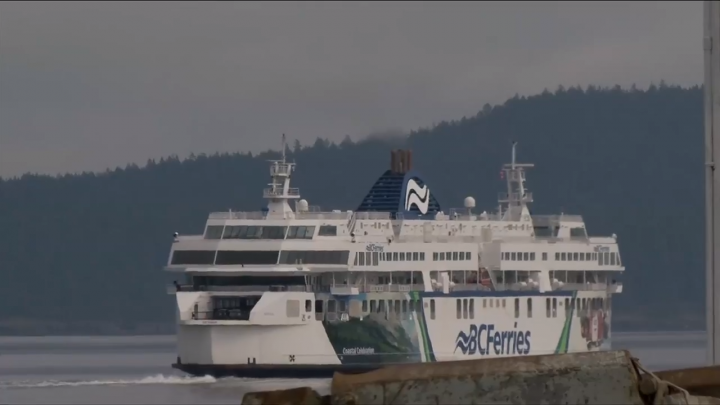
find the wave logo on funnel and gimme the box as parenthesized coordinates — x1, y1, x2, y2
(405, 179, 429, 214)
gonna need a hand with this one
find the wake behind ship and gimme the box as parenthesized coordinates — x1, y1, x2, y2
(165, 142, 624, 378)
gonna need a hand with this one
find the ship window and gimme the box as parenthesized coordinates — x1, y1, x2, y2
(546, 298, 551, 318)
(318, 225, 337, 236)
(466, 252, 472, 260)
(522, 252, 529, 261)
(433, 252, 438, 261)
(579, 253, 585, 261)
(514, 298, 520, 318)
(469, 299, 475, 319)
(204, 225, 224, 239)
(610, 252, 617, 265)
(599, 252, 605, 265)
(214, 250, 279, 265)
(280, 250, 350, 265)
(565, 298, 570, 318)
(406, 252, 411, 261)
(327, 300, 336, 313)
(446, 252, 451, 260)
(171, 250, 216, 265)
(369, 300, 376, 312)
(552, 298, 557, 318)
(511, 252, 517, 261)
(378, 300, 385, 313)
(573, 252, 579, 261)
(555, 252, 560, 261)
(287, 226, 315, 239)
(305, 300, 312, 312)
(561, 252, 567, 261)
(358, 252, 366, 266)
(430, 299, 436, 320)
(490, 299, 494, 308)
(339, 300, 347, 312)
(483, 299, 487, 308)
(453, 252, 459, 261)
(402, 300, 407, 313)
(420, 252, 425, 261)
(576, 298, 581, 316)
(527, 298, 533, 318)
(439, 252, 445, 260)
(372, 252, 379, 266)
(365, 252, 371, 265)
(315, 300, 323, 313)
(399, 252, 405, 261)
(390, 252, 396, 261)
(413, 252, 419, 261)
(530, 252, 536, 261)
(456, 299, 462, 319)
(383, 252, 390, 261)
(262, 226, 287, 239)
(570, 227, 586, 239)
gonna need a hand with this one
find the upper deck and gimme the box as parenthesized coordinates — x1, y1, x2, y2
(164, 144, 625, 289)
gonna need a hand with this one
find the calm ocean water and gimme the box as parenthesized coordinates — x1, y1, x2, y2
(0, 331, 707, 404)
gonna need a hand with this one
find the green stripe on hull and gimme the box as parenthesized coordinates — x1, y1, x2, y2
(412, 292, 436, 362)
(554, 291, 576, 354)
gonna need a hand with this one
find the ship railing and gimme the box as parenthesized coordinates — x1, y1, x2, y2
(208, 211, 267, 220)
(492, 281, 617, 292)
(531, 214, 584, 223)
(208, 210, 353, 220)
(167, 284, 314, 294)
(263, 187, 301, 198)
(294, 211, 352, 220)
(168, 283, 426, 294)
(498, 191, 534, 202)
(354, 212, 392, 220)
(446, 209, 504, 221)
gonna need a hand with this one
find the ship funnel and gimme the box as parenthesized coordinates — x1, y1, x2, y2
(390, 149, 413, 174)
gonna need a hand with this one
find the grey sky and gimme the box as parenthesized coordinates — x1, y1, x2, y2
(0, 1, 702, 177)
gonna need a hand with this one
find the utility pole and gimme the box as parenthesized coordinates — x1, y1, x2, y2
(704, 0, 720, 366)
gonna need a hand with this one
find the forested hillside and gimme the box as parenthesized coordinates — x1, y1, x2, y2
(0, 85, 705, 335)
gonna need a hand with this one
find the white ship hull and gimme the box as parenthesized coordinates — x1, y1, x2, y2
(172, 290, 612, 378)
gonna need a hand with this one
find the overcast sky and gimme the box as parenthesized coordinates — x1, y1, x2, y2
(0, 1, 702, 177)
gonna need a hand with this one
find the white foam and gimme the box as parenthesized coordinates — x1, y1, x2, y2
(1, 374, 217, 389)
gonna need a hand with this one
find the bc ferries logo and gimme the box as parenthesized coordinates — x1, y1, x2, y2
(454, 323, 532, 356)
(405, 179, 430, 214)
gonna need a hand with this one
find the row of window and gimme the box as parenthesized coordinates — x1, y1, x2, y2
(432, 252, 473, 261)
(510, 296, 608, 319)
(171, 249, 349, 266)
(452, 296, 609, 320)
(354, 251, 426, 266)
(214, 296, 610, 323)
(204, 225, 338, 240)
(501, 251, 621, 266)
(503, 252, 540, 261)
(456, 298, 506, 319)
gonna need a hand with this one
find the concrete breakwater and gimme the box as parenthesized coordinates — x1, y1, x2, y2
(241, 350, 720, 405)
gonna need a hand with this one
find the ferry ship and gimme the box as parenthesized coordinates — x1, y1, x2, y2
(165, 141, 624, 378)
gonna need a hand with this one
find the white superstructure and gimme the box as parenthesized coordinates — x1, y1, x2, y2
(165, 140, 624, 377)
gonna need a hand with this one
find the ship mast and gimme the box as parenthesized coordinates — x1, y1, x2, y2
(264, 134, 300, 219)
(498, 142, 534, 221)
